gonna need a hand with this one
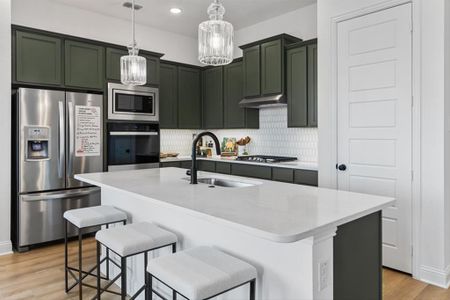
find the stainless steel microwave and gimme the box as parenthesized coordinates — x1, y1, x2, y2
(108, 82, 159, 122)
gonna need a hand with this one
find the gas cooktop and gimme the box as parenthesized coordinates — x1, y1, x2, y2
(236, 155, 298, 163)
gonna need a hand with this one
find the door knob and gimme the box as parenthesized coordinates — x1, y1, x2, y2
(337, 164, 347, 171)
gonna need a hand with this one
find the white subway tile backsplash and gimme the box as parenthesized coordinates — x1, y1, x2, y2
(160, 106, 318, 162)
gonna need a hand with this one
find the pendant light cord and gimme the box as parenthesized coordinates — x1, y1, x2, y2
(132, 0, 136, 48)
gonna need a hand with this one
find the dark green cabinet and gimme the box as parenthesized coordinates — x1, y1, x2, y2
(198, 160, 216, 172)
(243, 45, 261, 98)
(287, 46, 308, 127)
(202, 67, 224, 129)
(307, 43, 318, 127)
(272, 168, 294, 183)
(261, 39, 283, 95)
(105, 47, 127, 81)
(15, 31, 62, 85)
(287, 40, 318, 128)
(223, 61, 259, 129)
(65, 40, 104, 89)
(160, 63, 178, 129)
(178, 67, 202, 129)
(231, 164, 272, 180)
(144, 54, 160, 86)
(216, 162, 231, 174)
(294, 169, 318, 186)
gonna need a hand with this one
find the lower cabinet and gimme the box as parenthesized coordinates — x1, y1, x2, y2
(160, 160, 318, 186)
(231, 164, 272, 180)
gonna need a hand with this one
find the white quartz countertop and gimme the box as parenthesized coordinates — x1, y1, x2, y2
(161, 155, 318, 171)
(76, 168, 394, 243)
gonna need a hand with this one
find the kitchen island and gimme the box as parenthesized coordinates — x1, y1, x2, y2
(76, 168, 394, 300)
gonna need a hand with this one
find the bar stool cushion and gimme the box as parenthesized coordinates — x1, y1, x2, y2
(147, 246, 257, 300)
(96, 222, 177, 257)
(63, 205, 127, 228)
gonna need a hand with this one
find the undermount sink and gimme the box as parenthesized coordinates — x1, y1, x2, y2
(184, 177, 259, 188)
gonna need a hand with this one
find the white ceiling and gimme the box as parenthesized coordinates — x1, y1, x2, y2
(52, 0, 316, 37)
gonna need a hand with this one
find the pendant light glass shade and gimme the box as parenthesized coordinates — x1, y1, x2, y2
(121, 47, 146, 86)
(198, 0, 233, 66)
(121, 0, 147, 86)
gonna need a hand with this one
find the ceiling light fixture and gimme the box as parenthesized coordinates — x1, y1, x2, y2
(121, 0, 146, 86)
(198, 0, 233, 66)
(170, 7, 182, 14)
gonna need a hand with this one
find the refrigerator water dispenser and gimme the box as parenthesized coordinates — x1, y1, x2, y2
(25, 126, 50, 160)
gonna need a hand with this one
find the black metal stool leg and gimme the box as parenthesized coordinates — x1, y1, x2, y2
(78, 228, 83, 300)
(249, 279, 256, 300)
(144, 252, 149, 300)
(64, 220, 69, 293)
(105, 224, 110, 280)
(145, 273, 152, 300)
(121, 257, 127, 300)
(96, 241, 101, 300)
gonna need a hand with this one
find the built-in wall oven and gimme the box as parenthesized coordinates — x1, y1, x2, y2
(107, 82, 159, 122)
(107, 122, 160, 171)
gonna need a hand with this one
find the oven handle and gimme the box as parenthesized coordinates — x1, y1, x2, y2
(109, 132, 159, 136)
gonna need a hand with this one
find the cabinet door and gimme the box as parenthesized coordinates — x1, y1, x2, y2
(202, 67, 224, 129)
(294, 170, 318, 186)
(287, 46, 308, 127)
(145, 55, 160, 86)
(261, 39, 282, 95)
(307, 43, 318, 127)
(178, 67, 202, 129)
(160, 63, 178, 129)
(198, 160, 216, 172)
(15, 31, 62, 85)
(65, 40, 104, 89)
(224, 61, 259, 129)
(243, 45, 261, 98)
(231, 164, 272, 180)
(106, 47, 127, 81)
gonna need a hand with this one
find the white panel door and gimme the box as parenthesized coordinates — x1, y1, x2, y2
(337, 4, 413, 273)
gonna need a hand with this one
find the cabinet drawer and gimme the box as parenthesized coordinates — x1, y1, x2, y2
(272, 168, 294, 183)
(197, 160, 216, 172)
(180, 161, 192, 169)
(231, 164, 271, 180)
(294, 170, 318, 186)
(160, 161, 181, 168)
(216, 162, 231, 174)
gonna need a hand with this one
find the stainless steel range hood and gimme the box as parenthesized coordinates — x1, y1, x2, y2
(239, 94, 286, 108)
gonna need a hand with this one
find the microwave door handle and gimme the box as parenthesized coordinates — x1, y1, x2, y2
(68, 101, 74, 177)
(58, 101, 64, 178)
(109, 132, 159, 136)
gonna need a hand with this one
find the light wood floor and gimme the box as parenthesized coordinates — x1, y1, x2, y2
(0, 238, 449, 300)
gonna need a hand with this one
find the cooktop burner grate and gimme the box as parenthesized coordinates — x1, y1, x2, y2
(236, 155, 298, 163)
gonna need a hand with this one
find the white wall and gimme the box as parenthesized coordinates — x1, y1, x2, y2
(318, 0, 450, 287)
(0, 0, 12, 255)
(444, 0, 450, 269)
(234, 3, 317, 57)
(11, 0, 199, 65)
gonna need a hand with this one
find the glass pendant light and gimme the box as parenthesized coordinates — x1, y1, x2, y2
(198, 0, 233, 66)
(121, 0, 146, 86)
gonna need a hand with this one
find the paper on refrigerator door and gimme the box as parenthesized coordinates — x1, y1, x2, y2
(75, 105, 101, 157)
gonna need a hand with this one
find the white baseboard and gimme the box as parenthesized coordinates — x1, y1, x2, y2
(419, 265, 450, 288)
(0, 240, 12, 256)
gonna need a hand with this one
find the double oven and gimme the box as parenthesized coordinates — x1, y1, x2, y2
(107, 83, 160, 171)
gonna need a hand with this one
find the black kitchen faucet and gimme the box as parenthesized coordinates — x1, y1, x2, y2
(190, 132, 221, 184)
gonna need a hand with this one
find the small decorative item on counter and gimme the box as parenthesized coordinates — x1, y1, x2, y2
(160, 152, 179, 159)
(221, 137, 237, 156)
(236, 136, 251, 156)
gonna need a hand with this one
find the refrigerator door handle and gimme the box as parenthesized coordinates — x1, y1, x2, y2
(67, 101, 75, 177)
(21, 187, 99, 202)
(58, 101, 64, 178)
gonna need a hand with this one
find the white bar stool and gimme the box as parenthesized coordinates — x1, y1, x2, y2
(95, 222, 178, 300)
(63, 205, 127, 299)
(146, 246, 257, 300)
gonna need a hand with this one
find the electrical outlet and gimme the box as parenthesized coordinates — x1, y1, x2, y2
(318, 260, 330, 291)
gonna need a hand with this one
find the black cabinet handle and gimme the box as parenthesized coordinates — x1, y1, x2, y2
(337, 164, 347, 171)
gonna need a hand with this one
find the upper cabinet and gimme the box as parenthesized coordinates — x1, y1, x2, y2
(240, 34, 301, 99)
(15, 31, 62, 86)
(178, 66, 202, 129)
(223, 61, 259, 129)
(286, 39, 318, 128)
(159, 63, 178, 129)
(105, 47, 161, 86)
(202, 67, 224, 129)
(64, 40, 104, 90)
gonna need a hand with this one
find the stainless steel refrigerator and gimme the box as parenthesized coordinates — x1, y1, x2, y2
(12, 88, 103, 251)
